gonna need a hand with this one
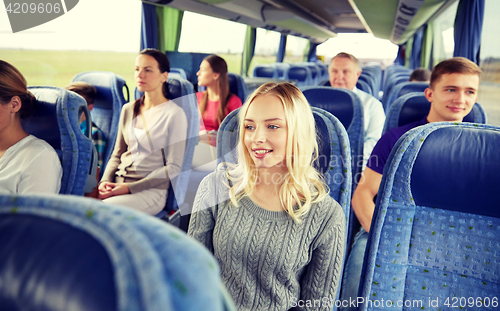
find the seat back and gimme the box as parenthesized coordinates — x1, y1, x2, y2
(163, 78, 199, 216)
(381, 74, 410, 109)
(302, 87, 365, 186)
(359, 122, 500, 310)
(71, 71, 129, 174)
(228, 72, 248, 103)
(252, 65, 278, 79)
(0, 193, 234, 311)
(273, 62, 291, 79)
(384, 81, 429, 112)
(283, 65, 312, 87)
(170, 67, 188, 80)
(24, 87, 95, 195)
(383, 92, 487, 134)
(356, 79, 373, 95)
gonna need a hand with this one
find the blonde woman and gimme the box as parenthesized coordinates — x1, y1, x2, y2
(188, 82, 345, 311)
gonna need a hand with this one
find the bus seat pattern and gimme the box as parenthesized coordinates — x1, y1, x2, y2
(384, 81, 429, 112)
(71, 71, 129, 175)
(0, 193, 234, 311)
(383, 92, 487, 134)
(359, 122, 500, 310)
(24, 87, 94, 195)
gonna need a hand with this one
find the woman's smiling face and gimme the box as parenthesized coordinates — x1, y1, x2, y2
(243, 94, 288, 174)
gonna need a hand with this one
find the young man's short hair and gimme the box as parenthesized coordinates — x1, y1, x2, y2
(66, 82, 97, 105)
(409, 68, 431, 82)
(430, 57, 481, 89)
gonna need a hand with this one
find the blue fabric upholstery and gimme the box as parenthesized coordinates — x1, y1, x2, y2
(252, 65, 278, 79)
(71, 71, 129, 175)
(384, 82, 429, 112)
(273, 62, 290, 79)
(381, 75, 411, 110)
(170, 67, 188, 80)
(302, 62, 321, 86)
(284, 65, 313, 87)
(383, 92, 487, 134)
(133, 77, 199, 217)
(163, 78, 199, 217)
(0, 193, 235, 311)
(359, 122, 500, 311)
(228, 72, 248, 103)
(24, 87, 94, 195)
(302, 87, 365, 188)
(356, 79, 373, 96)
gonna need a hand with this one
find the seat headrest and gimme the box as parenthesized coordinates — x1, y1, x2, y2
(398, 94, 477, 127)
(0, 214, 116, 311)
(71, 71, 127, 109)
(303, 88, 355, 129)
(21, 88, 61, 150)
(411, 125, 500, 218)
(254, 66, 276, 78)
(287, 67, 309, 81)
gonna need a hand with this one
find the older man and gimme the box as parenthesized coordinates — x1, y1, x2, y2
(329, 52, 385, 169)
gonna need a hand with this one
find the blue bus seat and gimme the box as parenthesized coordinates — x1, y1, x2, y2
(283, 65, 313, 87)
(359, 122, 500, 310)
(384, 81, 429, 112)
(356, 79, 373, 95)
(71, 71, 129, 176)
(273, 62, 291, 79)
(0, 193, 235, 311)
(24, 86, 96, 195)
(302, 62, 321, 86)
(383, 92, 487, 134)
(228, 72, 248, 103)
(170, 67, 188, 80)
(318, 79, 330, 86)
(302, 87, 364, 186)
(381, 74, 410, 108)
(252, 65, 278, 79)
(194, 73, 247, 104)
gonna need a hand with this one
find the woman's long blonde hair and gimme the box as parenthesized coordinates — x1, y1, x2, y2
(227, 82, 328, 222)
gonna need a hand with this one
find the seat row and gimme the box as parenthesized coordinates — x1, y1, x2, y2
(253, 62, 329, 87)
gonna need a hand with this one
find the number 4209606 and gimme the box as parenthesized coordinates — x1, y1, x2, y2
(6, 3, 62, 14)
(444, 297, 498, 308)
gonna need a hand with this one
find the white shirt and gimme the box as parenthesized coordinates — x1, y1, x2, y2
(352, 87, 386, 170)
(0, 135, 62, 194)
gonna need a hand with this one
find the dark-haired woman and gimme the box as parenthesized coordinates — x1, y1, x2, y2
(99, 49, 187, 215)
(0, 60, 62, 194)
(197, 55, 242, 137)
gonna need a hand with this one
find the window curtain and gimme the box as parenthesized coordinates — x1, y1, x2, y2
(157, 6, 184, 52)
(241, 26, 256, 77)
(420, 23, 434, 70)
(394, 44, 405, 66)
(453, 0, 485, 64)
(276, 34, 287, 63)
(410, 27, 424, 69)
(140, 2, 158, 50)
(306, 41, 319, 62)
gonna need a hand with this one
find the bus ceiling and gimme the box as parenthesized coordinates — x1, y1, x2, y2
(143, 0, 458, 45)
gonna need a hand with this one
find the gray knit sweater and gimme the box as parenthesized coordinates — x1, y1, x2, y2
(188, 170, 345, 311)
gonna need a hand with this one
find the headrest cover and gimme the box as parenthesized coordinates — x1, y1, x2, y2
(303, 88, 354, 129)
(411, 126, 500, 218)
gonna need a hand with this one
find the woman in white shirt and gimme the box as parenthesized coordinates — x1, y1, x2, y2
(0, 60, 62, 194)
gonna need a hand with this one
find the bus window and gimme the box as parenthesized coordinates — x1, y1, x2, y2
(478, 0, 500, 125)
(249, 28, 281, 76)
(178, 12, 245, 74)
(431, 1, 458, 65)
(283, 35, 308, 64)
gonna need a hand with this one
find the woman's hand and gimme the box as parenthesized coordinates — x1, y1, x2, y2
(98, 181, 130, 200)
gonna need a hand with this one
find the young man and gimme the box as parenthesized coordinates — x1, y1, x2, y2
(66, 82, 107, 168)
(340, 57, 481, 311)
(329, 52, 385, 169)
